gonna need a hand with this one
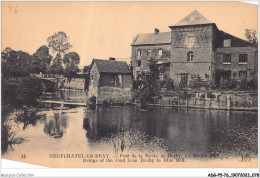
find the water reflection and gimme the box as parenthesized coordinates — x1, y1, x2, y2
(44, 111, 68, 138)
(2, 106, 45, 154)
(82, 106, 257, 157)
(2, 103, 257, 158)
(15, 106, 46, 130)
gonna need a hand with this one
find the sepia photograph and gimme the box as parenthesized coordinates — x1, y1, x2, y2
(1, 0, 259, 177)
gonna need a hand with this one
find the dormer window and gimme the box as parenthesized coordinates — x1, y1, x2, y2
(188, 36, 195, 47)
(223, 39, 231, 47)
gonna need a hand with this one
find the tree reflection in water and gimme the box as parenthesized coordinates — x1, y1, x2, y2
(44, 111, 68, 138)
(82, 106, 257, 157)
(82, 107, 166, 155)
(2, 106, 46, 154)
(15, 106, 46, 130)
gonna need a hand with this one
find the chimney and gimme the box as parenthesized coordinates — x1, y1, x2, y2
(109, 57, 116, 61)
(154, 28, 159, 35)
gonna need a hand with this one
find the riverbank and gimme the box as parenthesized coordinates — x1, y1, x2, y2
(140, 90, 258, 112)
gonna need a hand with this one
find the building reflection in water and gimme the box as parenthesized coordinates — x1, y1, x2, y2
(43, 111, 68, 138)
(82, 106, 257, 156)
(83, 106, 132, 142)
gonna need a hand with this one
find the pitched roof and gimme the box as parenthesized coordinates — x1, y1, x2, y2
(131, 32, 171, 46)
(90, 59, 132, 74)
(216, 30, 256, 47)
(170, 10, 213, 27)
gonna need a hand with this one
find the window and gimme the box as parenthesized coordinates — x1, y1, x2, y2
(158, 49, 163, 56)
(91, 75, 94, 80)
(187, 51, 194, 62)
(223, 54, 231, 64)
(137, 60, 141, 67)
(239, 54, 248, 64)
(223, 39, 231, 47)
(188, 36, 195, 46)
(239, 71, 247, 78)
(137, 50, 141, 58)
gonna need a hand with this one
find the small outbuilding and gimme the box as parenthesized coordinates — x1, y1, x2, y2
(88, 58, 133, 104)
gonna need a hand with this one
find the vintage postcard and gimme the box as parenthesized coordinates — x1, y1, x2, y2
(1, 0, 259, 177)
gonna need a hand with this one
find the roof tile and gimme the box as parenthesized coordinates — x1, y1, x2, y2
(92, 59, 132, 74)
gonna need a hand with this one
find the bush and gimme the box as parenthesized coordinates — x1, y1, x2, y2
(206, 80, 216, 90)
(247, 77, 257, 90)
(220, 79, 237, 89)
(161, 78, 174, 91)
(16, 78, 44, 104)
(237, 78, 247, 89)
(2, 77, 44, 106)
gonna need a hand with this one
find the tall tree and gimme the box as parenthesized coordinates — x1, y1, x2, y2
(245, 29, 258, 46)
(47, 31, 72, 61)
(63, 52, 80, 83)
(51, 54, 64, 74)
(136, 57, 160, 107)
(30, 45, 53, 74)
(1, 48, 31, 79)
(47, 31, 72, 74)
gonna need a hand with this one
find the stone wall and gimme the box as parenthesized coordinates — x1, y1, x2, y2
(122, 74, 133, 89)
(88, 63, 100, 98)
(170, 24, 215, 86)
(63, 78, 85, 90)
(96, 86, 133, 104)
(159, 92, 257, 110)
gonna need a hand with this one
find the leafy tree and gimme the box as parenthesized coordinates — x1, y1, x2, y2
(63, 52, 80, 83)
(245, 29, 258, 46)
(136, 58, 161, 107)
(30, 45, 53, 74)
(51, 54, 64, 74)
(1, 48, 31, 79)
(47, 31, 72, 74)
(15, 51, 32, 77)
(1, 48, 17, 79)
(83, 65, 90, 74)
(47, 31, 72, 56)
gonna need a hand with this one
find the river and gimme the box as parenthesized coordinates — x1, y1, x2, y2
(2, 91, 258, 168)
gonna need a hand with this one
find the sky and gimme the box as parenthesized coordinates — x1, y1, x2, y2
(2, 1, 258, 68)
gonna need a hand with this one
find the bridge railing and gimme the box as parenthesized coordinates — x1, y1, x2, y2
(30, 73, 64, 79)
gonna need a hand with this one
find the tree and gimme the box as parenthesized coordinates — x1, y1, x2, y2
(63, 52, 80, 83)
(47, 31, 72, 56)
(83, 65, 89, 74)
(136, 58, 161, 107)
(1, 48, 31, 79)
(30, 45, 53, 74)
(47, 32, 72, 74)
(51, 54, 64, 74)
(1, 48, 17, 79)
(245, 29, 258, 46)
